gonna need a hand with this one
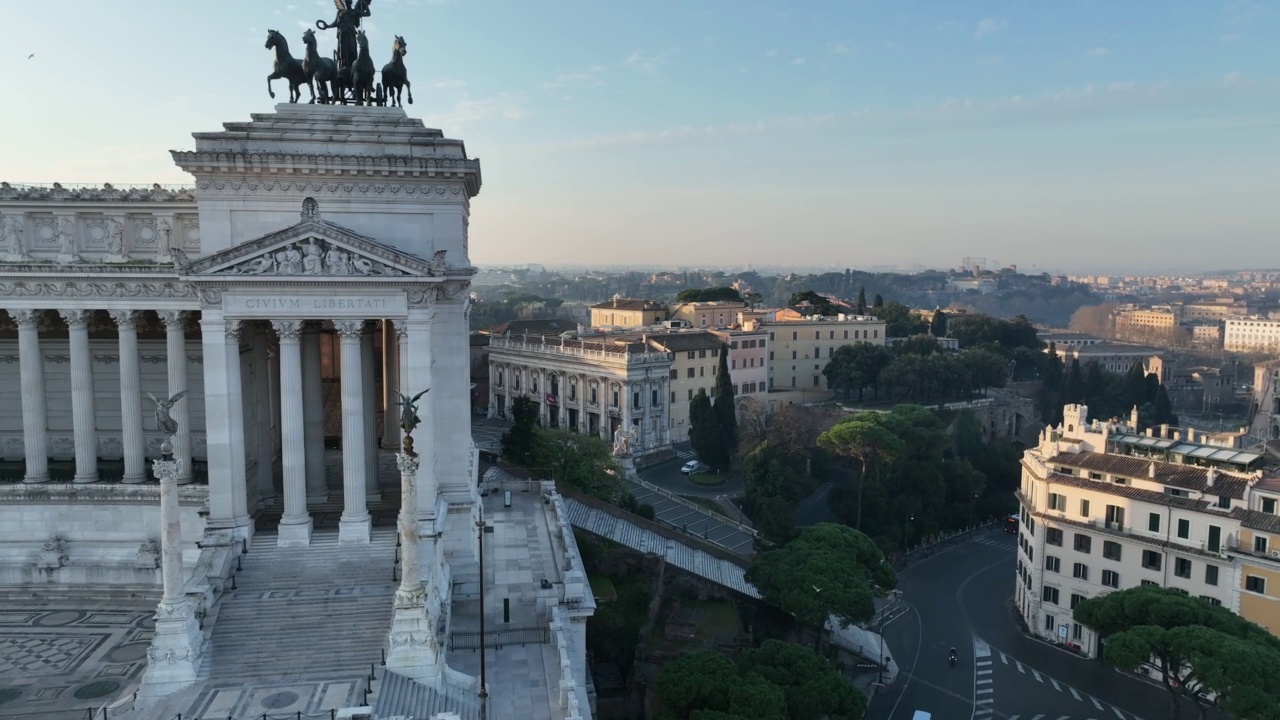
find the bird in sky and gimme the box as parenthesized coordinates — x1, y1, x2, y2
(28, 54, 35, 59)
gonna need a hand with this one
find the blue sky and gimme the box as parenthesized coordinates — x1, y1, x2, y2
(5, 1, 1279, 273)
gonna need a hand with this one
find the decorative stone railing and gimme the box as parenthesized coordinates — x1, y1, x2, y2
(490, 335, 671, 365)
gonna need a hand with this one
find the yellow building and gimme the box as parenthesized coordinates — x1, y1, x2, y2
(644, 332, 725, 444)
(758, 313, 887, 400)
(589, 297, 668, 328)
(667, 300, 749, 329)
(1235, 478, 1280, 636)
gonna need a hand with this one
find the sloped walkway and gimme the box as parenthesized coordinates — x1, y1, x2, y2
(128, 527, 398, 719)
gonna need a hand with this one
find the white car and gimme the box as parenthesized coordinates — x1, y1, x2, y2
(680, 460, 707, 475)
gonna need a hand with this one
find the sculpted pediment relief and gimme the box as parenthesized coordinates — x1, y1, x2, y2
(180, 197, 450, 279)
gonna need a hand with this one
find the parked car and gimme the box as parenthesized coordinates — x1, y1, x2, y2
(680, 460, 707, 475)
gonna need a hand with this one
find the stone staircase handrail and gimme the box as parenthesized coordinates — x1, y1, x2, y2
(629, 476, 758, 539)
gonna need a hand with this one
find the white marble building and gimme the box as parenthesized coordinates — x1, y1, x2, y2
(0, 105, 596, 718)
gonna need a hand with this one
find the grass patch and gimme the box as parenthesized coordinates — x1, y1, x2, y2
(590, 575, 618, 603)
(687, 471, 727, 487)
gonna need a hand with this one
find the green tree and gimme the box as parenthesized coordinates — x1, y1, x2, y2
(534, 429, 622, 501)
(894, 335, 941, 357)
(930, 308, 948, 337)
(786, 290, 838, 315)
(1083, 360, 1106, 408)
(713, 345, 738, 463)
(740, 443, 802, 544)
(745, 523, 895, 649)
(960, 348, 1009, 396)
(1122, 362, 1148, 410)
(689, 389, 728, 471)
(823, 343, 893, 401)
(870, 300, 928, 337)
(872, 293, 884, 309)
(1152, 385, 1177, 426)
(818, 416, 905, 530)
(737, 640, 867, 720)
(656, 652, 740, 720)
(500, 395, 539, 463)
(1062, 358, 1084, 405)
(675, 286, 744, 303)
(1075, 586, 1280, 720)
(855, 286, 868, 314)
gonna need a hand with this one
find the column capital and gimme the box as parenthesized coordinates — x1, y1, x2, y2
(271, 319, 304, 341)
(58, 309, 91, 329)
(109, 310, 141, 329)
(158, 310, 189, 330)
(9, 309, 42, 329)
(334, 320, 363, 340)
(225, 320, 243, 343)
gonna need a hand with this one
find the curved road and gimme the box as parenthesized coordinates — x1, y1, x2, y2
(869, 530, 1216, 720)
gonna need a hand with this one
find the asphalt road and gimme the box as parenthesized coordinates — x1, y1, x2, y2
(868, 529, 1214, 720)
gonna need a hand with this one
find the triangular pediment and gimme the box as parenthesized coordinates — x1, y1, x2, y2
(180, 210, 448, 279)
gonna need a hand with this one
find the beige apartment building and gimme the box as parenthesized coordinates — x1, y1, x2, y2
(1224, 317, 1280, 353)
(1053, 341, 1162, 374)
(644, 332, 725, 444)
(711, 327, 770, 400)
(589, 297, 668, 328)
(756, 313, 887, 402)
(1016, 404, 1280, 656)
(668, 300, 749, 329)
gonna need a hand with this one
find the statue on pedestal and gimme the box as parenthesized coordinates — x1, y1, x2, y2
(148, 391, 187, 454)
(397, 388, 429, 456)
(612, 425, 637, 457)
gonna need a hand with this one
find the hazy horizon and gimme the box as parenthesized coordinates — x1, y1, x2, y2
(5, 1, 1278, 274)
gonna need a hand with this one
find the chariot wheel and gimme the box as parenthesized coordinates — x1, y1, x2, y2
(376, 83, 386, 107)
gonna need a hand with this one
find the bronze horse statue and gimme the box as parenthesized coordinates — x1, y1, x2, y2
(265, 29, 307, 103)
(381, 35, 413, 107)
(350, 31, 376, 105)
(301, 28, 339, 104)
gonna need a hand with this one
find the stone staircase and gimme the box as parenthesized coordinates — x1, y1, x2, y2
(203, 526, 398, 681)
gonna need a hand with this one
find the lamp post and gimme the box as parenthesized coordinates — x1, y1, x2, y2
(477, 511, 488, 700)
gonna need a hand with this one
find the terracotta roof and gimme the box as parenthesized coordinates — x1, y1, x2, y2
(484, 318, 576, 337)
(644, 332, 725, 353)
(1232, 507, 1280, 534)
(1045, 471, 1211, 512)
(1048, 451, 1248, 500)
(589, 298, 665, 311)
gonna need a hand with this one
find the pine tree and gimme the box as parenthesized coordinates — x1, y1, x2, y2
(872, 294, 884, 309)
(712, 345, 738, 463)
(856, 286, 868, 314)
(1063, 358, 1084, 405)
(688, 389, 726, 471)
(930, 308, 948, 337)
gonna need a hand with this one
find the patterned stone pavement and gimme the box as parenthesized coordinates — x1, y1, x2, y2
(0, 602, 157, 717)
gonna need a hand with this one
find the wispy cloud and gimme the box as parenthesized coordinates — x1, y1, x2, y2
(937, 20, 965, 32)
(430, 78, 467, 89)
(975, 55, 1002, 66)
(791, 58, 807, 66)
(434, 91, 528, 131)
(831, 42, 851, 55)
(624, 49, 677, 75)
(540, 67, 607, 91)
(973, 18, 1008, 40)
(1223, 71, 1245, 87)
(1084, 47, 1109, 58)
(765, 49, 779, 59)
(551, 113, 850, 151)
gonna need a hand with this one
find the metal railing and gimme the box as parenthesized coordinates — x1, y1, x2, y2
(448, 624, 549, 650)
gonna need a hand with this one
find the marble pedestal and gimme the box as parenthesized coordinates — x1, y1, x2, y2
(385, 450, 442, 681)
(278, 517, 314, 547)
(339, 515, 372, 545)
(136, 601, 203, 703)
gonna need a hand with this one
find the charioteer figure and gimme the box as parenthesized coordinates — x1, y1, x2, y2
(317, 0, 372, 82)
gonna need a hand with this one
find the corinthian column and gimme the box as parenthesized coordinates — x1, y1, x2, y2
(384, 446, 442, 682)
(158, 311, 193, 484)
(301, 322, 327, 503)
(382, 320, 401, 449)
(225, 322, 251, 531)
(272, 320, 312, 547)
(336, 321, 370, 544)
(10, 310, 49, 483)
(110, 311, 146, 483)
(59, 310, 98, 484)
(362, 322, 380, 501)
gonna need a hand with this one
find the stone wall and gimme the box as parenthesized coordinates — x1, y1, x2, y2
(0, 483, 208, 586)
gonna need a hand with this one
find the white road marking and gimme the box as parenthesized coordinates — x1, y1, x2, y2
(1000, 652, 1010, 664)
(1070, 687, 1082, 701)
(974, 638, 991, 657)
(1015, 660, 1026, 673)
(1006, 716, 1018, 720)
(1112, 707, 1125, 719)
(976, 687, 994, 695)
(977, 669, 992, 675)
(1032, 669, 1044, 683)
(977, 678, 993, 685)
(977, 659, 992, 667)
(1051, 678, 1061, 691)
(1030, 715, 1044, 720)
(1054, 716, 1070, 720)
(1091, 695, 1104, 710)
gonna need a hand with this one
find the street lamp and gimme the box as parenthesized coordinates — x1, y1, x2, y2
(477, 511, 488, 701)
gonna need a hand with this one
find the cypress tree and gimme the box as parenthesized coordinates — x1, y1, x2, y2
(713, 344, 738, 463)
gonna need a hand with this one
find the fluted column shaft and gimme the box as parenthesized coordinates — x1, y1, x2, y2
(159, 312, 193, 483)
(12, 311, 49, 483)
(158, 458, 185, 604)
(60, 310, 98, 483)
(401, 310, 435, 519)
(273, 320, 312, 546)
(337, 321, 370, 543)
(301, 323, 327, 502)
(362, 323, 379, 500)
(382, 320, 401, 449)
(226, 322, 250, 527)
(110, 311, 146, 483)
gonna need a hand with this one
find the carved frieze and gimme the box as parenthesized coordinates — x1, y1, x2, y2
(220, 237, 406, 277)
(0, 281, 198, 300)
(0, 212, 28, 261)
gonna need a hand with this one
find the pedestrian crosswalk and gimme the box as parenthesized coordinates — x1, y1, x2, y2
(995, 650, 1146, 720)
(972, 535, 1016, 549)
(675, 450, 696, 459)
